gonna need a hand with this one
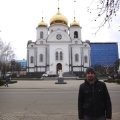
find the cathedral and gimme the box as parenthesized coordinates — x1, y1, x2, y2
(26, 7, 91, 78)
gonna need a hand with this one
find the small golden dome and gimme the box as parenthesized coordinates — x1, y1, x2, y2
(38, 17, 47, 27)
(70, 20, 80, 27)
(50, 8, 68, 26)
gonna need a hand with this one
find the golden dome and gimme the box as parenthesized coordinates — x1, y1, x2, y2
(70, 20, 80, 27)
(38, 17, 47, 27)
(70, 16, 80, 27)
(50, 9, 68, 26)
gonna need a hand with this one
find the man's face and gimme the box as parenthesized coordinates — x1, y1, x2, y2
(86, 72, 95, 83)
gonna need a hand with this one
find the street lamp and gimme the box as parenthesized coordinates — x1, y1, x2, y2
(40, 66, 41, 78)
(11, 59, 15, 75)
(77, 65, 80, 78)
(118, 60, 120, 74)
(40, 65, 43, 78)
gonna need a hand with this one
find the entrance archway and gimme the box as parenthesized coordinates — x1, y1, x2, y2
(56, 63, 62, 73)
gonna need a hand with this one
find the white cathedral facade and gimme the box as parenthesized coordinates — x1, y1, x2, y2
(26, 8, 91, 77)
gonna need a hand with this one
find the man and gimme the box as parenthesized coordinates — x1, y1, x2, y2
(78, 67, 112, 120)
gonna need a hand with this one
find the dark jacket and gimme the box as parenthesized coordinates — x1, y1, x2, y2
(5, 76, 10, 82)
(78, 79, 112, 119)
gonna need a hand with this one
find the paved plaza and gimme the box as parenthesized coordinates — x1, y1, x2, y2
(0, 80, 120, 120)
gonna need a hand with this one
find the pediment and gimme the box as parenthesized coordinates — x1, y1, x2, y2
(72, 39, 82, 44)
(83, 42, 90, 48)
(28, 43, 35, 48)
(36, 40, 46, 44)
(47, 30, 70, 42)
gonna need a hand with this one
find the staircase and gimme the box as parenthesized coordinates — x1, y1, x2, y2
(63, 72, 76, 77)
(41, 72, 77, 80)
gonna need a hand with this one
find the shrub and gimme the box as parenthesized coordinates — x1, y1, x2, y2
(117, 79, 120, 84)
(0, 78, 4, 86)
(104, 80, 117, 83)
(0, 80, 17, 86)
(9, 80, 17, 84)
(107, 78, 113, 80)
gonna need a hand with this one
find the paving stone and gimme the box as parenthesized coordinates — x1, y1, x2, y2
(0, 114, 120, 120)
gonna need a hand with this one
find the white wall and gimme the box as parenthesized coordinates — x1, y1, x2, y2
(49, 24, 68, 34)
(47, 30, 70, 42)
(72, 46, 82, 66)
(29, 48, 35, 67)
(37, 46, 46, 66)
(36, 27, 48, 40)
(49, 43, 69, 72)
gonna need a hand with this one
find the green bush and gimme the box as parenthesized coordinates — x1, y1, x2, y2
(0, 80, 17, 86)
(107, 78, 113, 80)
(0, 80, 4, 86)
(104, 80, 117, 83)
(0, 77, 4, 86)
(9, 80, 17, 84)
(117, 79, 120, 84)
(12, 78, 40, 80)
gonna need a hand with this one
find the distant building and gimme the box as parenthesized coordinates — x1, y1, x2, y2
(90, 42, 119, 67)
(16, 59, 27, 70)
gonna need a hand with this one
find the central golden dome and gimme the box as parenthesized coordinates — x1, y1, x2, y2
(50, 8, 68, 26)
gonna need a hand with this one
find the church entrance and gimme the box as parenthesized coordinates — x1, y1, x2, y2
(56, 63, 62, 73)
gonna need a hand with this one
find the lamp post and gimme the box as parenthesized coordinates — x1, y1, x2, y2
(77, 65, 80, 78)
(4, 51, 8, 76)
(118, 59, 120, 74)
(40, 66, 41, 78)
(79, 65, 81, 78)
(11, 59, 15, 76)
(40, 65, 43, 78)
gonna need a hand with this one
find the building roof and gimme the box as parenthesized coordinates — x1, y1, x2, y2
(90, 42, 118, 44)
(50, 8, 68, 26)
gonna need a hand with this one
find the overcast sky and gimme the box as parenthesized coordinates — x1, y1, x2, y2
(0, 0, 120, 60)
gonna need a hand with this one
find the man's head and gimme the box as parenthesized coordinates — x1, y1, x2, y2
(86, 67, 96, 84)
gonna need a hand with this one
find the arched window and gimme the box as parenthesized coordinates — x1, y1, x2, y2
(74, 31, 78, 38)
(40, 31, 43, 39)
(84, 55, 88, 63)
(60, 51, 63, 60)
(56, 52, 58, 60)
(30, 56, 34, 63)
(75, 54, 79, 62)
(39, 54, 43, 62)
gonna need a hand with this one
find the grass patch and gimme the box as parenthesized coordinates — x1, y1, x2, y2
(116, 79, 120, 84)
(11, 78, 41, 80)
(104, 80, 117, 83)
(0, 80, 17, 86)
(104, 79, 120, 84)
(9, 80, 17, 84)
(0, 80, 4, 86)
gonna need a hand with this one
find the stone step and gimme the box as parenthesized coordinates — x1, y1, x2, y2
(41, 77, 77, 80)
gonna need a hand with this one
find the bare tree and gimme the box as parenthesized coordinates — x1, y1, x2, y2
(87, 0, 120, 34)
(0, 38, 15, 75)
